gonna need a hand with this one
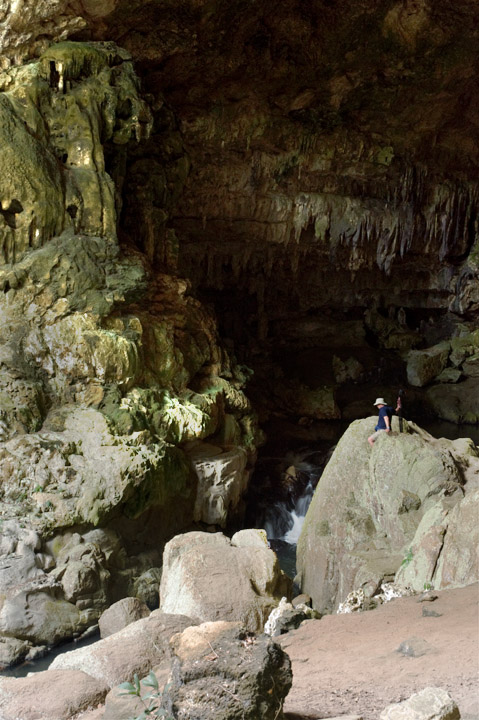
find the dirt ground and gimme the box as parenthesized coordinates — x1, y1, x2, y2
(279, 583, 479, 720)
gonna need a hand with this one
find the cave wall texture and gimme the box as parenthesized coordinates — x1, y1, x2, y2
(94, 0, 479, 319)
(2, 0, 479, 323)
(0, 0, 479, 664)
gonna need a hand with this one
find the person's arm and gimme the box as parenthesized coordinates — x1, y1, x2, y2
(385, 410, 391, 431)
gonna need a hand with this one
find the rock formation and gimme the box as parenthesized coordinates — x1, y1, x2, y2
(297, 417, 479, 613)
(162, 621, 293, 720)
(159, 529, 291, 631)
(379, 686, 460, 720)
(0, 38, 261, 665)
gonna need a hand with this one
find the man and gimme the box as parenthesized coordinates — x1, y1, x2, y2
(368, 397, 394, 447)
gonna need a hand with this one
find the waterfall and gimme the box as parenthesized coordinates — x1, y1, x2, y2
(263, 477, 316, 543)
(247, 440, 334, 581)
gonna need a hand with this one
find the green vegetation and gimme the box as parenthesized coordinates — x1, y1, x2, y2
(401, 548, 413, 568)
(119, 671, 172, 720)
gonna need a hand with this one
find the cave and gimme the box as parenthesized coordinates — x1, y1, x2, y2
(0, 1, 478, 712)
(93, 0, 479, 433)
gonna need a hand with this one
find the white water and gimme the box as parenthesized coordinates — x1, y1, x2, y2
(264, 478, 316, 544)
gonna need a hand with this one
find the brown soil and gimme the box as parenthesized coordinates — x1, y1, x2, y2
(279, 583, 479, 720)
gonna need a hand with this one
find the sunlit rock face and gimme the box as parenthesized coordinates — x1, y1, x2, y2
(0, 39, 262, 665)
(297, 418, 479, 613)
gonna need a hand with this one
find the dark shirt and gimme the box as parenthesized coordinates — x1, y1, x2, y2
(375, 405, 393, 431)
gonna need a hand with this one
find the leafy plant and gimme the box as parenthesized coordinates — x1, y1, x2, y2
(423, 582, 433, 591)
(401, 548, 413, 568)
(118, 671, 172, 720)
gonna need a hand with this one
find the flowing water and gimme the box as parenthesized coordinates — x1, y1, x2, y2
(248, 446, 333, 580)
(4, 419, 477, 675)
(264, 477, 318, 583)
(1, 628, 99, 678)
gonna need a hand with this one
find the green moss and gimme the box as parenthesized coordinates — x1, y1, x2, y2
(318, 519, 331, 537)
(123, 445, 190, 519)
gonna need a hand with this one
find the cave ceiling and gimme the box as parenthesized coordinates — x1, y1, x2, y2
(3, 0, 479, 331)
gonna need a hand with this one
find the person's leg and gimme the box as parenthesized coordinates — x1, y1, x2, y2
(368, 429, 383, 446)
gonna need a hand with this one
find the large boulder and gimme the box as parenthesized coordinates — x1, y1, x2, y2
(49, 610, 195, 688)
(296, 417, 479, 613)
(98, 597, 150, 639)
(185, 442, 251, 527)
(397, 487, 479, 591)
(162, 621, 293, 720)
(160, 530, 291, 631)
(426, 377, 479, 424)
(406, 342, 450, 387)
(0, 670, 108, 720)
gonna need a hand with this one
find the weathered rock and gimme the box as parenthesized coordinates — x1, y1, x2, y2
(186, 442, 251, 527)
(396, 636, 433, 658)
(102, 660, 171, 720)
(449, 331, 479, 367)
(297, 418, 478, 613)
(406, 343, 450, 387)
(462, 354, 479, 377)
(160, 531, 291, 631)
(0, 669, 108, 720)
(433, 488, 479, 589)
(426, 378, 479, 424)
(0, 636, 30, 669)
(49, 611, 195, 688)
(161, 621, 293, 720)
(231, 527, 270, 548)
(283, 381, 341, 420)
(333, 355, 364, 384)
(264, 596, 319, 636)
(131, 567, 162, 609)
(435, 368, 462, 383)
(365, 309, 420, 352)
(292, 593, 312, 608)
(379, 686, 460, 719)
(99, 597, 150, 638)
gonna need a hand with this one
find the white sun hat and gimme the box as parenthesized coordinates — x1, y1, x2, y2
(373, 397, 387, 406)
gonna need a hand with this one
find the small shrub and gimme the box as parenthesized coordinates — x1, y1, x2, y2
(118, 671, 172, 720)
(401, 548, 413, 568)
